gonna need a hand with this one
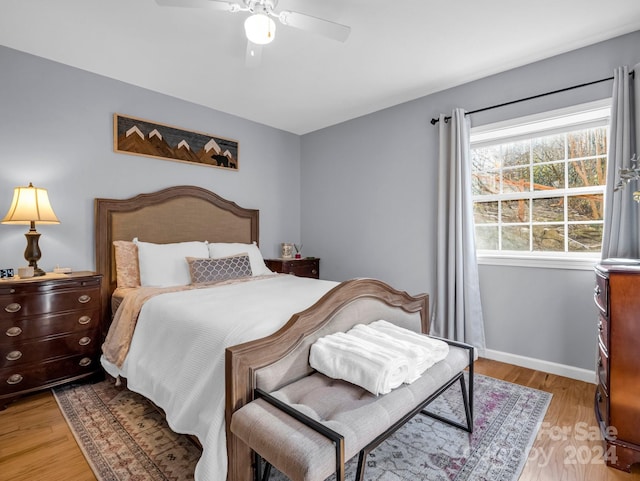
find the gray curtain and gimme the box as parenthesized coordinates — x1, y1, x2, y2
(433, 108, 486, 355)
(601, 64, 640, 259)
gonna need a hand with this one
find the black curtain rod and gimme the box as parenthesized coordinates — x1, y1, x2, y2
(430, 70, 635, 126)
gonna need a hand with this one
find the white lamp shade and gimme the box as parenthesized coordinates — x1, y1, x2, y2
(2, 183, 60, 224)
(244, 13, 276, 45)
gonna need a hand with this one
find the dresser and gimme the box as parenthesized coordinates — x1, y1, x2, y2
(594, 262, 640, 472)
(265, 258, 320, 279)
(0, 272, 102, 409)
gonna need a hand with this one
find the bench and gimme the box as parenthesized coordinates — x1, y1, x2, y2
(230, 337, 474, 481)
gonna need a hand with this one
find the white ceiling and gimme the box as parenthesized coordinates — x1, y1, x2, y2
(1, 0, 640, 134)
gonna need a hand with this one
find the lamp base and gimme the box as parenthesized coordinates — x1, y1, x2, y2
(24, 226, 45, 276)
(32, 266, 46, 277)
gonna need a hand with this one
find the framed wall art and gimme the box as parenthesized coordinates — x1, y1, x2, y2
(113, 114, 239, 171)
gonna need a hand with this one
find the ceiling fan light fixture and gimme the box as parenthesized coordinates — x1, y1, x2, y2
(244, 13, 276, 45)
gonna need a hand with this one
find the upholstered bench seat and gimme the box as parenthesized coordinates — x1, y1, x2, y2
(230, 343, 473, 481)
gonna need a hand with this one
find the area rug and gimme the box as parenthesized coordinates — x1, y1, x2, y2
(53, 373, 551, 481)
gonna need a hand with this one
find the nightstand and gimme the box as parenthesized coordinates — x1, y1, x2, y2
(0, 271, 102, 409)
(265, 258, 320, 279)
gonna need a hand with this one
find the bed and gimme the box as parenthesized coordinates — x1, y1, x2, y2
(94, 185, 429, 481)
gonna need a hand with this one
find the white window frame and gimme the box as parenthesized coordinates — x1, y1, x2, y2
(470, 98, 611, 271)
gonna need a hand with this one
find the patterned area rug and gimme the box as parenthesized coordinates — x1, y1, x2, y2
(53, 380, 200, 481)
(54, 373, 551, 481)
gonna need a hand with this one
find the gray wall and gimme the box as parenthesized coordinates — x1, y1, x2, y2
(301, 30, 640, 371)
(0, 46, 302, 272)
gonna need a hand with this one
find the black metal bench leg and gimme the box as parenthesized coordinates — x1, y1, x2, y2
(262, 462, 272, 481)
(355, 447, 371, 481)
(254, 451, 272, 481)
(420, 371, 474, 433)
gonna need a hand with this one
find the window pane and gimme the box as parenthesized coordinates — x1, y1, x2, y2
(568, 157, 606, 188)
(532, 197, 564, 222)
(568, 224, 603, 252)
(567, 128, 608, 159)
(474, 201, 498, 224)
(533, 134, 565, 163)
(502, 140, 530, 167)
(533, 224, 564, 251)
(502, 225, 530, 250)
(502, 199, 529, 223)
(472, 171, 500, 196)
(476, 225, 498, 250)
(567, 194, 603, 221)
(503, 167, 530, 193)
(533, 162, 565, 190)
(472, 145, 501, 171)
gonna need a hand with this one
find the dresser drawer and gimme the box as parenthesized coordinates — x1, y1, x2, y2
(0, 328, 100, 368)
(594, 270, 608, 316)
(265, 258, 320, 279)
(286, 261, 319, 278)
(0, 308, 100, 343)
(597, 344, 609, 394)
(595, 382, 609, 433)
(0, 286, 100, 320)
(0, 353, 99, 396)
(598, 313, 609, 353)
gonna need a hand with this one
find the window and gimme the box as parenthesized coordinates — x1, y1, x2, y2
(470, 100, 610, 268)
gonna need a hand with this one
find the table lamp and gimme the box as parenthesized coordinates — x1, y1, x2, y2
(2, 183, 60, 276)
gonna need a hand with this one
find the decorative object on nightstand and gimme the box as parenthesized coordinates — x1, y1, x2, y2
(280, 242, 293, 259)
(594, 261, 640, 472)
(0, 272, 102, 409)
(1, 183, 60, 277)
(265, 257, 320, 279)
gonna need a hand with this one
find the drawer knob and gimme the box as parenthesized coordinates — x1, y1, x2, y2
(6, 350, 22, 361)
(78, 336, 91, 346)
(79, 357, 92, 367)
(7, 374, 23, 385)
(78, 315, 91, 325)
(5, 327, 22, 337)
(598, 320, 603, 331)
(4, 302, 21, 313)
(78, 295, 91, 304)
(594, 285, 601, 295)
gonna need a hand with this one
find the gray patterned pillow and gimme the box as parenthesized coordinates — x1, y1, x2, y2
(187, 254, 252, 284)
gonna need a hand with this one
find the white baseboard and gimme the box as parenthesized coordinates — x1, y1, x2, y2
(483, 349, 597, 384)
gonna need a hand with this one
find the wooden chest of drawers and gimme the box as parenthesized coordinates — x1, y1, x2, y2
(0, 272, 102, 408)
(265, 258, 320, 279)
(594, 263, 640, 472)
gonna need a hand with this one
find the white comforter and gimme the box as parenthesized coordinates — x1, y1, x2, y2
(101, 274, 338, 481)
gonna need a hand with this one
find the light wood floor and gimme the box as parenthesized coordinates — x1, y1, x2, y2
(0, 359, 638, 480)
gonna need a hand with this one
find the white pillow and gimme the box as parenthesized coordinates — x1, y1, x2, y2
(208, 242, 272, 276)
(134, 239, 209, 287)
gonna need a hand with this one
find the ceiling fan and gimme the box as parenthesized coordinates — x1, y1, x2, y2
(155, 0, 351, 65)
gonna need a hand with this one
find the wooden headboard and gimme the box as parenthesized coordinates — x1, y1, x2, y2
(94, 185, 259, 323)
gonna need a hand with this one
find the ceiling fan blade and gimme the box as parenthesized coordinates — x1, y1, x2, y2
(155, 0, 236, 11)
(245, 41, 263, 68)
(278, 10, 350, 42)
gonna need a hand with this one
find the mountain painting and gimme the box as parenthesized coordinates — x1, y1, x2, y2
(114, 114, 238, 171)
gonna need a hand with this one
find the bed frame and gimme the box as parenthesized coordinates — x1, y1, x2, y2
(94, 185, 429, 481)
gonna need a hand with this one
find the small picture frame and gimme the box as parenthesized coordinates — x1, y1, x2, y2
(0, 268, 15, 279)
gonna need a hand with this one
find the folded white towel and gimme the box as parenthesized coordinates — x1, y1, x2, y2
(369, 320, 449, 368)
(309, 332, 408, 395)
(347, 324, 426, 383)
